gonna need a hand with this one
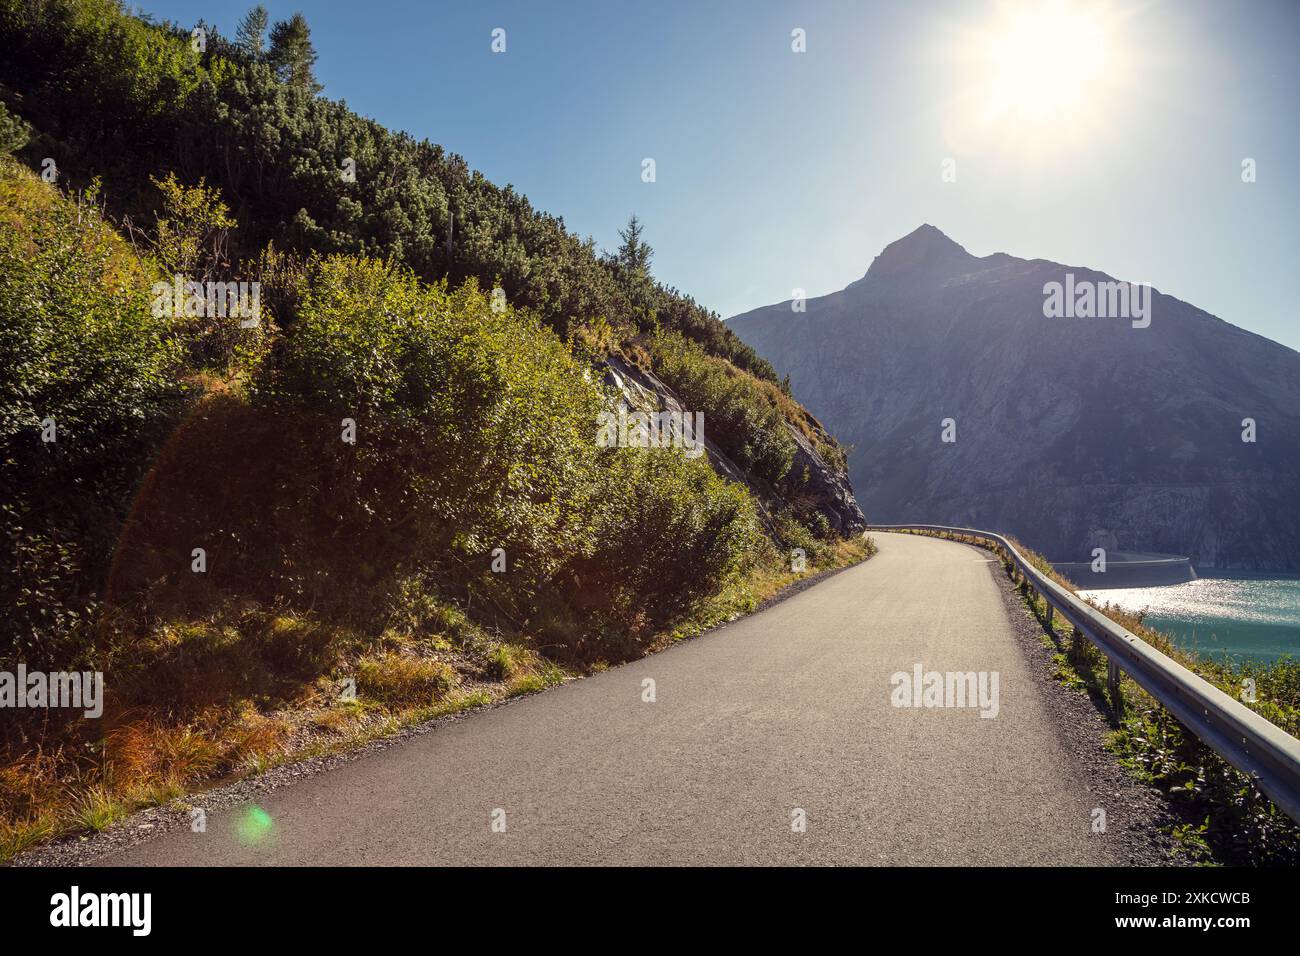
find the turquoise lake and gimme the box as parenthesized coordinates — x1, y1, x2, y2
(1077, 573, 1300, 663)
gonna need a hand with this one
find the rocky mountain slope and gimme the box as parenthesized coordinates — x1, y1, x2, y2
(727, 225, 1300, 570)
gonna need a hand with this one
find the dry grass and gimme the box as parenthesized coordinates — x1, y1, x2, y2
(356, 653, 457, 707)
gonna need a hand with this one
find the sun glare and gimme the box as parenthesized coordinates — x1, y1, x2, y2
(982, 1, 1110, 123)
(939, 0, 1130, 155)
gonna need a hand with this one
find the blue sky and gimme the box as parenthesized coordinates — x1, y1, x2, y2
(142, 0, 1300, 351)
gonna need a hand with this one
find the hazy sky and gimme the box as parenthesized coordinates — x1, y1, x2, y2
(144, 0, 1300, 351)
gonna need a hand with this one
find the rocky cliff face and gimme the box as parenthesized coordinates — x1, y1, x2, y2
(602, 355, 867, 538)
(727, 225, 1300, 570)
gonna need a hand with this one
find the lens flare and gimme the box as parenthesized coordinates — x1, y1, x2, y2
(235, 805, 276, 847)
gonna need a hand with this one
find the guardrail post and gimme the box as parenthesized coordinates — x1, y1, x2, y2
(1107, 658, 1124, 718)
(1069, 626, 1084, 659)
(1046, 604, 1054, 628)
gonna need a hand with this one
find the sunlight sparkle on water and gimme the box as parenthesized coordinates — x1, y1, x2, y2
(1079, 576, 1300, 661)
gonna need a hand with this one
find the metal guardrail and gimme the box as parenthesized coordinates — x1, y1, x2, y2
(868, 524, 1300, 822)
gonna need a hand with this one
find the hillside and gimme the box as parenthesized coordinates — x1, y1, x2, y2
(0, 0, 863, 536)
(0, 0, 868, 858)
(0, 0, 773, 378)
(0, 148, 869, 860)
(728, 224, 1300, 570)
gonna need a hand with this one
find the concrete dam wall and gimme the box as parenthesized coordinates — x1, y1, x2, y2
(1053, 551, 1198, 589)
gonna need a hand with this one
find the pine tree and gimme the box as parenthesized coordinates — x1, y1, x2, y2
(616, 214, 653, 276)
(614, 214, 655, 322)
(235, 5, 269, 60)
(267, 13, 320, 91)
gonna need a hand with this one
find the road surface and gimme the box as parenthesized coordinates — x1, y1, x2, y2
(98, 532, 1123, 865)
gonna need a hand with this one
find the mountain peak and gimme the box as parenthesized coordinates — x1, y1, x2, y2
(863, 224, 971, 279)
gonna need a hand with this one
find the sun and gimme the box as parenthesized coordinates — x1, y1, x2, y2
(936, 0, 1133, 156)
(935, 1, 1138, 163)
(981, 1, 1111, 123)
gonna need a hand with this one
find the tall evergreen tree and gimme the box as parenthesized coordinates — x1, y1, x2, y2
(616, 214, 653, 276)
(267, 13, 320, 91)
(235, 5, 269, 60)
(615, 214, 655, 321)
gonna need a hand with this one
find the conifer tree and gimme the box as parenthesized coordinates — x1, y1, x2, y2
(267, 12, 320, 91)
(235, 5, 269, 60)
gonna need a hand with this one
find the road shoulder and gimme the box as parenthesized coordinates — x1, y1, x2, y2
(981, 543, 1177, 865)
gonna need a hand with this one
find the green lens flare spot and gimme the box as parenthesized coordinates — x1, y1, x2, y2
(235, 805, 275, 846)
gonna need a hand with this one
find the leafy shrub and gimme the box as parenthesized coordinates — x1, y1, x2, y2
(0, 157, 180, 668)
(578, 449, 762, 626)
(0, 101, 31, 154)
(648, 331, 797, 485)
(772, 509, 833, 567)
(254, 256, 606, 577)
(0, 158, 178, 465)
(144, 172, 260, 371)
(485, 645, 518, 680)
(252, 255, 764, 657)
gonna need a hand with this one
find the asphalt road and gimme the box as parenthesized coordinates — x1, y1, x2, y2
(99, 532, 1123, 866)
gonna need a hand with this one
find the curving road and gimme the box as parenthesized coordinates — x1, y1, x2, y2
(96, 532, 1128, 866)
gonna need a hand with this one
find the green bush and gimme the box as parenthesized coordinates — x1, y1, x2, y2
(648, 331, 797, 485)
(0, 157, 180, 668)
(253, 255, 763, 656)
(772, 509, 833, 567)
(0, 158, 179, 465)
(583, 448, 762, 617)
(254, 256, 605, 574)
(485, 645, 518, 680)
(0, 101, 31, 154)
